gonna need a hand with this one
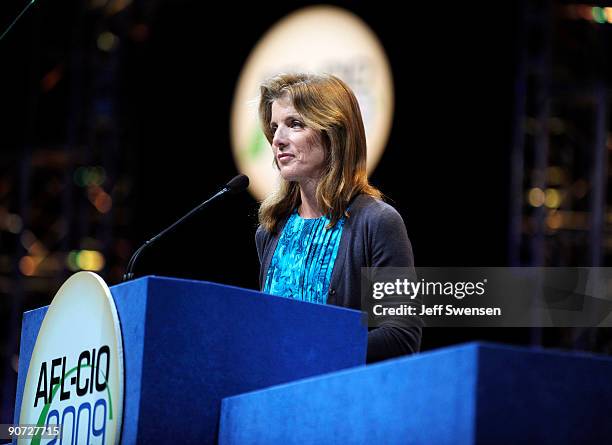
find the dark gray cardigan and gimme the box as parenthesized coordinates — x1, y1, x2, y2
(255, 194, 421, 363)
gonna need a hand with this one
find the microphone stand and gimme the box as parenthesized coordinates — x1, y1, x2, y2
(122, 187, 229, 282)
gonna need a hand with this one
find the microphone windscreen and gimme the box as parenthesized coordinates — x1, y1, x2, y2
(226, 174, 250, 193)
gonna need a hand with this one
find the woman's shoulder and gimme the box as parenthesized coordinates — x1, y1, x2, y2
(351, 195, 413, 264)
(350, 194, 405, 226)
(255, 224, 274, 246)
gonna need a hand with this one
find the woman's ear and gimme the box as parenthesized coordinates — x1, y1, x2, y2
(322, 131, 332, 158)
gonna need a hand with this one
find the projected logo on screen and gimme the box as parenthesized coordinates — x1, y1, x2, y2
(18, 272, 124, 445)
(230, 5, 394, 200)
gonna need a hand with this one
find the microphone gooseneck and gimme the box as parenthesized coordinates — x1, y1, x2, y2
(122, 174, 249, 282)
(0, 0, 38, 42)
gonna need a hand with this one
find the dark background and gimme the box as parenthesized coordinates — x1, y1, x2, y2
(4, 0, 610, 423)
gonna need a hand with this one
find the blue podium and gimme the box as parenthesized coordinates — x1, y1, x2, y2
(12, 276, 367, 444)
(219, 342, 612, 445)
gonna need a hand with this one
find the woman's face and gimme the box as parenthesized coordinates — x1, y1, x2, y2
(269, 95, 326, 184)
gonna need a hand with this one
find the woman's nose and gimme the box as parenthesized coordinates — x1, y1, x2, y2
(272, 127, 288, 149)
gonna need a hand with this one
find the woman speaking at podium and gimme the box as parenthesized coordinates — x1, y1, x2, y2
(255, 73, 420, 363)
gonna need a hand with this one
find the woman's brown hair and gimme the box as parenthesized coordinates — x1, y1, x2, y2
(258, 73, 381, 232)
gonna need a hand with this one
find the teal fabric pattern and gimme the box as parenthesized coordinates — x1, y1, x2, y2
(263, 209, 345, 304)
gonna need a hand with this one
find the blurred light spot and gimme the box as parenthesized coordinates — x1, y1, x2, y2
(545, 188, 562, 209)
(11, 354, 19, 373)
(6, 214, 23, 233)
(91, 166, 106, 186)
(88, 185, 100, 202)
(592, 6, 606, 23)
(20, 230, 36, 250)
(40, 64, 64, 92)
(579, 5, 594, 20)
(106, 0, 132, 16)
(77, 250, 105, 271)
(29, 240, 46, 256)
(76, 166, 107, 188)
(528, 188, 545, 207)
(605, 7, 612, 23)
(19, 231, 46, 256)
(546, 211, 562, 230)
(97, 31, 118, 52)
(84, 168, 95, 186)
(67, 250, 80, 271)
(546, 166, 564, 185)
(19, 256, 36, 276)
(87, 185, 112, 213)
(94, 192, 113, 213)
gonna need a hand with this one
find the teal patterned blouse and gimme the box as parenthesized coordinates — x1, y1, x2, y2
(263, 208, 345, 304)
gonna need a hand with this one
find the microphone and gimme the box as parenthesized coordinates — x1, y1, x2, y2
(224, 174, 249, 194)
(122, 174, 249, 281)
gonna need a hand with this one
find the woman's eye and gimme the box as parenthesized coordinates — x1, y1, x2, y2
(291, 120, 304, 128)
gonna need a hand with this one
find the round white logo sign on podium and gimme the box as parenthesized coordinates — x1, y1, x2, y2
(19, 271, 124, 445)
